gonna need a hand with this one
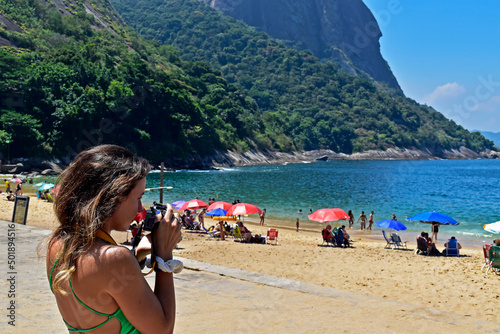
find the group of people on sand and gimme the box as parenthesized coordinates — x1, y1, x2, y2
(3, 177, 24, 201)
(417, 232, 462, 256)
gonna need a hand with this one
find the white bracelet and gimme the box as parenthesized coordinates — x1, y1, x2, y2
(155, 257, 183, 273)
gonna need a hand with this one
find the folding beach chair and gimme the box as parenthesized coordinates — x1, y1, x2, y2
(444, 238, 459, 256)
(382, 230, 397, 249)
(415, 236, 429, 255)
(266, 228, 279, 245)
(321, 228, 334, 246)
(202, 225, 217, 238)
(232, 224, 243, 242)
(486, 246, 500, 274)
(481, 244, 492, 271)
(391, 233, 407, 249)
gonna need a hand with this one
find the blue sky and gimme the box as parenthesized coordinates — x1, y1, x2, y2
(362, 0, 500, 132)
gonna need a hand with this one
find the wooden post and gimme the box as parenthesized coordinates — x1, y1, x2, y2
(160, 162, 164, 203)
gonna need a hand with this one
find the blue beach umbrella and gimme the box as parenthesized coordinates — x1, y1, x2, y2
(375, 219, 407, 231)
(205, 208, 228, 217)
(172, 200, 186, 209)
(38, 183, 55, 191)
(406, 211, 458, 225)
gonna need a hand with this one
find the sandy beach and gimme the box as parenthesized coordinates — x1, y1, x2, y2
(1, 194, 498, 328)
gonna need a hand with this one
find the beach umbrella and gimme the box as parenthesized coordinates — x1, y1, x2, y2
(180, 199, 208, 211)
(226, 203, 261, 216)
(406, 211, 458, 225)
(34, 182, 44, 187)
(207, 201, 233, 211)
(483, 221, 500, 234)
(308, 208, 349, 223)
(375, 219, 407, 231)
(38, 183, 55, 191)
(205, 208, 228, 217)
(172, 200, 186, 209)
(10, 178, 23, 183)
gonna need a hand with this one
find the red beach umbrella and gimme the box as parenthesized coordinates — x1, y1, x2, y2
(207, 201, 233, 211)
(180, 199, 208, 211)
(308, 208, 349, 223)
(9, 178, 23, 183)
(226, 203, 261, 216)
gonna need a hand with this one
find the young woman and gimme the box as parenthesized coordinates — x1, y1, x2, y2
(45, 145, 181, 333)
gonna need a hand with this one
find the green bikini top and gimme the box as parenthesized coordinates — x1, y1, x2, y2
(49, 258, 140, 334)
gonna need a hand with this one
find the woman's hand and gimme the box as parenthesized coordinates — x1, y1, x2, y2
(154, 204, 182, 260)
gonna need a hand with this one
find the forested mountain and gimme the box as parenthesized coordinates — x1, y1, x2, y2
(0, 0, 496, 165)
(110, 0, 495, 154)
(199, 0, 402, 91)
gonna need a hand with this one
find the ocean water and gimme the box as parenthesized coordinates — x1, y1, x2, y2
(143, 159, 500, 245)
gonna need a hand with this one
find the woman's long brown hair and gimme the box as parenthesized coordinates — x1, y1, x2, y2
(49, 145, 150, 294)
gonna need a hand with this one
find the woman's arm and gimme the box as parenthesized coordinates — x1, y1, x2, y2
(109, 206, 181, 334)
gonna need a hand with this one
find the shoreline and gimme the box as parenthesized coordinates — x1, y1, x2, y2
(2, 146, 499, 174)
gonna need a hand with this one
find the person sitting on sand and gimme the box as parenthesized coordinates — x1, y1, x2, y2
(322, 225, 334, 244)
(237, 221, 252, 242)
(357, 211, 367, 230)
(443, 236, 461, 254)
(212, 221, 226, 240)
(341, 225, 351, 247)
(424, 232, 440, 256)
(6, 191, 16, 201)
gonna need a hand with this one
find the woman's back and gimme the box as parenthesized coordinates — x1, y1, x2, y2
(47, 238, 134, 333)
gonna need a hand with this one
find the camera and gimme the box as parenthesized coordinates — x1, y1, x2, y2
(142, 202, 167, 231)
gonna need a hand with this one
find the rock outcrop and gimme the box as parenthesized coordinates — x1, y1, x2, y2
(199, 0, 401, 91)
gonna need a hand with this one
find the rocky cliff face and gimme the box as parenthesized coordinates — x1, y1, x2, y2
(200, 0, 401, 91)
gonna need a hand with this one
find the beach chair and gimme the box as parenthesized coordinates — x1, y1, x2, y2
(233, 224, 243, 242)
(444, 238, 459, 256)
(382, 230, 397, 249)
(481, 244, 492, 271)
(391, 233, 407, 249)
(321, 228, 334, 246)
(202, 225, 217, 238)
(266, 228, 279, 245)
(415, 236, 429, 255)
(486, 246, 500, 274)
(46, 193, 54, 202)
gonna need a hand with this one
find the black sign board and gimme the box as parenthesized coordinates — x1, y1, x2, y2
(12, 196, 30, 225)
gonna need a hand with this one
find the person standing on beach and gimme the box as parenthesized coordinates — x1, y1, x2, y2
(348, 210, 354, 228)
(260, 208, 266, 226)
(296, 218, 300, 232)
(357, 211, 367, 230)
(45, 145, 181, 333)
(4, 179, 10, 193)
(368, 211, 374, 230)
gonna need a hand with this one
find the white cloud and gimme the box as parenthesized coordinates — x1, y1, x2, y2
(422, 82, 466, 105)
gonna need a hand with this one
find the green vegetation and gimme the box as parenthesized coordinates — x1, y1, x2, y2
(111, 0, 495, 154)
(0, 0, 495, 163)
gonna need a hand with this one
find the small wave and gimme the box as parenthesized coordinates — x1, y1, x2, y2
(301, 161, 312, 163)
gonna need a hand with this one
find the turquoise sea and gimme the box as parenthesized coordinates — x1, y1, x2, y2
(21, 159, 499, 247)
(143, 159, 500, 247)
